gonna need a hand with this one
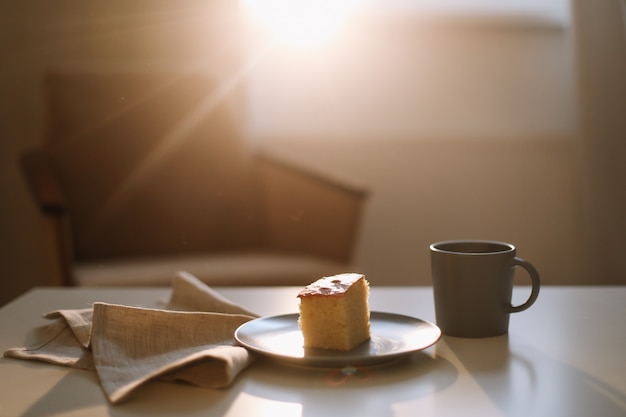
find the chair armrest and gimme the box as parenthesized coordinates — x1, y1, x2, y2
(19, 149, 67, 215)
(255, 150, 369, 263)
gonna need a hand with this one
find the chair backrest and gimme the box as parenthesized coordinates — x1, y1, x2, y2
(255, 153, 368, 263)
(43, 70, 263, 261)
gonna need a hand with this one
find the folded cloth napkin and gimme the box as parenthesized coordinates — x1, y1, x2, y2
(3, 271, 258, 404)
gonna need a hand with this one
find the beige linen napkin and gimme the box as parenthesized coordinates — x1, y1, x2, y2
(4, 271, 258, 404)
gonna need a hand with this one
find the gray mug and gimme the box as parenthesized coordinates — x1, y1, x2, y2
(430, 240, 540, 338)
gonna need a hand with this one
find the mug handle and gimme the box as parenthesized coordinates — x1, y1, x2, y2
(507, 257, 541, 313)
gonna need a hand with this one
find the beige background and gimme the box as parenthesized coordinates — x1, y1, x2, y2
(1, 0, 625, 305)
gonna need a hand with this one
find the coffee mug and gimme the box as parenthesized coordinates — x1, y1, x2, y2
(430, 240, 540, 338)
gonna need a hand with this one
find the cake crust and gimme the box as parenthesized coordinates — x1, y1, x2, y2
(297, 273, 365, 298)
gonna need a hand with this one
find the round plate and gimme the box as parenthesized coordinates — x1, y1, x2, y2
(234, 312, 441, 367)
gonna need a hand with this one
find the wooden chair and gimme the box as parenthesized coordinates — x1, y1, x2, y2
(20, 70, 368, 287)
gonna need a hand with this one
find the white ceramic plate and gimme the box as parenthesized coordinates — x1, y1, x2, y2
(234, 312, 441, 367)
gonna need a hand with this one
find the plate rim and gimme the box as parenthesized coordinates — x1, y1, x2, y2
(234, 311, 441, 367)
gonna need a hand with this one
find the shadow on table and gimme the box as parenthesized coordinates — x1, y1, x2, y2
(15, 350, 456, 417)
(244, 350, 458, 417)
(443, 335, 626, 417)
(15, 361, 243, 417)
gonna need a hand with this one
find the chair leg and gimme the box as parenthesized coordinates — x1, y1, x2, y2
(53, 215, 75, 286)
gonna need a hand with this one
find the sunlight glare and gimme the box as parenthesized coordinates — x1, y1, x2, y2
(241, 0, 364, 48)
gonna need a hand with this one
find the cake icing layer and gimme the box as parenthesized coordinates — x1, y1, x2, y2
(297, 273, 365, 297)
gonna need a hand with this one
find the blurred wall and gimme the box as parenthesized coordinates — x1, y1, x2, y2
(242, 1, 625, 287)
(1, 1, 624, 305)
(242, 3, 587, 286)
(571, 0, 626, 286)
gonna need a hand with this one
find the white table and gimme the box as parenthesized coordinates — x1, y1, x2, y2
(0, 286, 624, 417)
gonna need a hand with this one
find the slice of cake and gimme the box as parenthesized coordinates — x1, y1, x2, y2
(297, 273, 371, 351)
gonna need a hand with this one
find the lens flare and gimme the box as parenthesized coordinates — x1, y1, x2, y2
(241, 0, 363, 48)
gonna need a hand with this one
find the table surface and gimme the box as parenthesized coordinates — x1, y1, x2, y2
(1, 285, 625, 417)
